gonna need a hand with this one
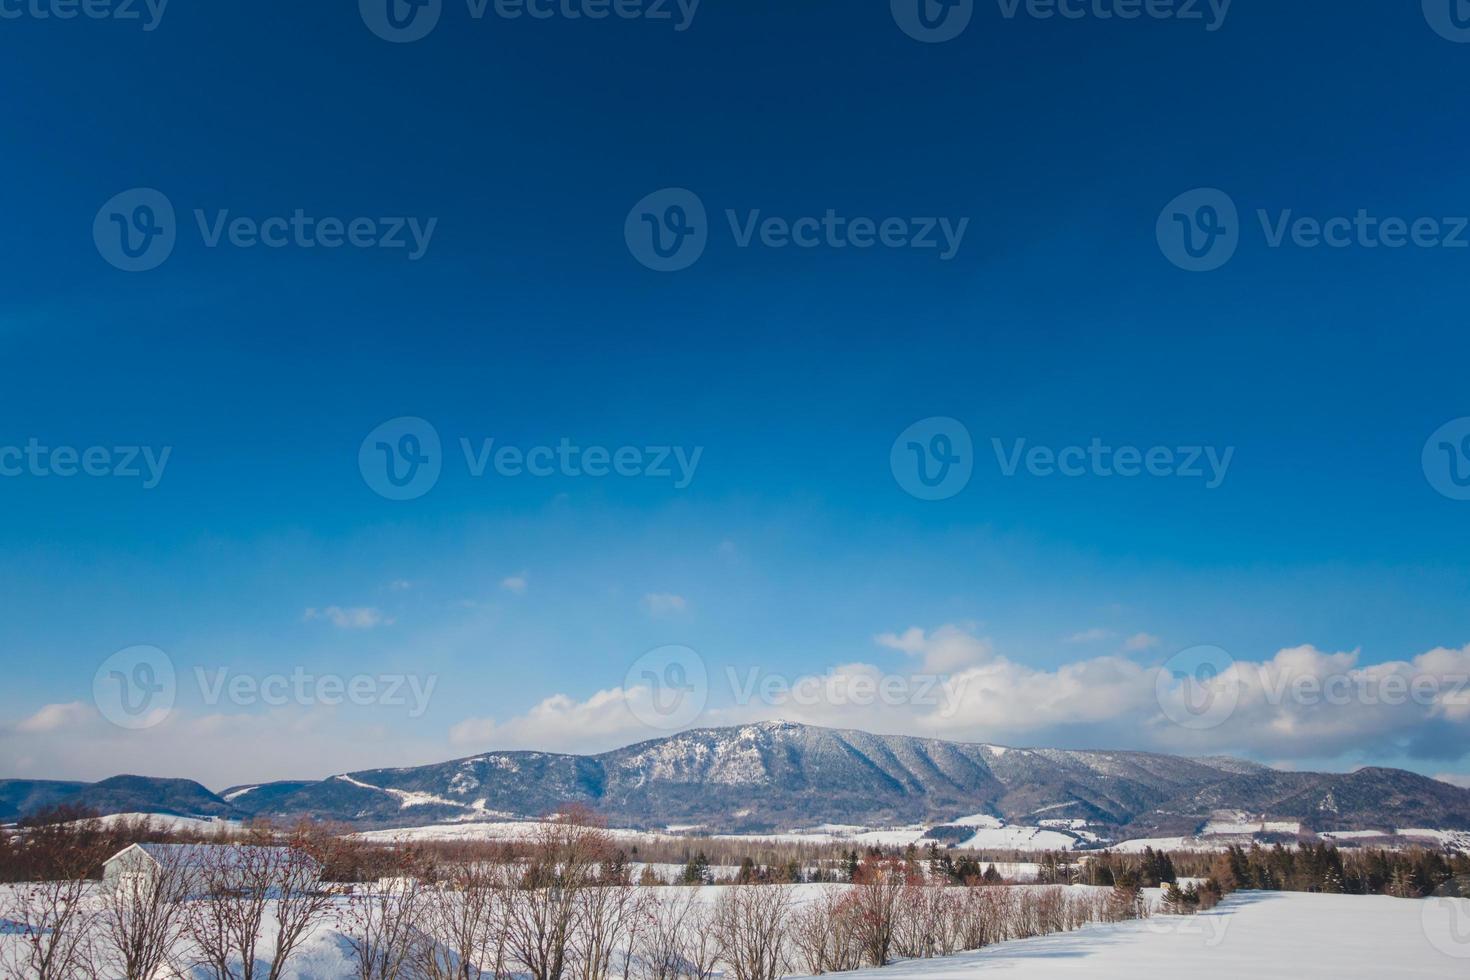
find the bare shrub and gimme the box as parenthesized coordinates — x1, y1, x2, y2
(93, 847, 192, 980)
(636, 890, 723, 980)
(849, 856, 913, 967)
(0, 877, 97, 980)
(787, 886, 861, 975)
(344, 875, 428, 980)
(502, 813, 611, 980)
(570, 873, 645, 980)
(186, 837, 333, 980)
(414, 864, 506, 980)
(710, 885, 793, 980)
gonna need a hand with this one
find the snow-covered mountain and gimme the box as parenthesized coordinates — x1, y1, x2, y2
(9, 722, 1470, 838)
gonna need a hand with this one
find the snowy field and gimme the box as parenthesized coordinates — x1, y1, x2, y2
(2, 882, 1463, 979)
(841, 891, 1469, 979)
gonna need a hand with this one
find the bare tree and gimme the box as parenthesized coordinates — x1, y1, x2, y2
(344, 874, 428, 980)
(93, 846, 192, 980)
(848, 856, 911, 967)
(710, 885, 792, 980)
(787, 886, 861, 975)
(0, 877, 97, 980)
(0, 812, 109, 980)
(186, 836, 333, 980)
(571, 872, 644, 980)
(414, 863, 506, 980)
(502, 815, 609, 980)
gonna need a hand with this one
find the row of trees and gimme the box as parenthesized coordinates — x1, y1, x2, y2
(333, 829, 1150, 980)
(0, 815, 1151, 980)
(0, 825, 336, 980)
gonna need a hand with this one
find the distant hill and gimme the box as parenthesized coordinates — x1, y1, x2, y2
(7, 722, 1470, 841)
(0, 775, 237, 823)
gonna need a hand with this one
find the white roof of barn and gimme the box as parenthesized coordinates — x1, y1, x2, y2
(105, 843, 316, 870)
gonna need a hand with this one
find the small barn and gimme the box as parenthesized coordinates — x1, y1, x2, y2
(102, 843, 321, 896)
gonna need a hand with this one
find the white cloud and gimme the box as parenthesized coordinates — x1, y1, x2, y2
(641, 593, 688, 618)
(0, 704, 443, 788)
(450, 685, 669, 754)
(501, 572, 529, 595)
(1124, 632, 1161, 651)
(14, 623, 1470, 787)
(1435, 773, 1470, 789)
(387, 579, 414, 592)
(303, 606, 393, 629)
(1066, 628, 1115, 644)
(13, 701, 94, 734)
(876, 624, 992, 673)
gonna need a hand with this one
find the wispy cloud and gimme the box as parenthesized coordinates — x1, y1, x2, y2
(641, 593, 688, 618)
(1066, 627, 1114, 644)
(875, 624, 992, 672)
(303, 606, 393, 629)
(501, 572, 529, 595)
(1124, 632, 1160, 651)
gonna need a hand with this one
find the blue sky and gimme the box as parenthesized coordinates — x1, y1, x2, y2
(3, 0, 1470, 790)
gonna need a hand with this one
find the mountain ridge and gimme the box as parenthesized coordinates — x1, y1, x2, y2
(5, 721, 1469, 840)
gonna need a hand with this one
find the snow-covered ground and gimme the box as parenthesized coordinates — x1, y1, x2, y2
(332, 812, 1470, 856)
(820, 892, 1468, 979)
(2, 883, 1461, 978)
